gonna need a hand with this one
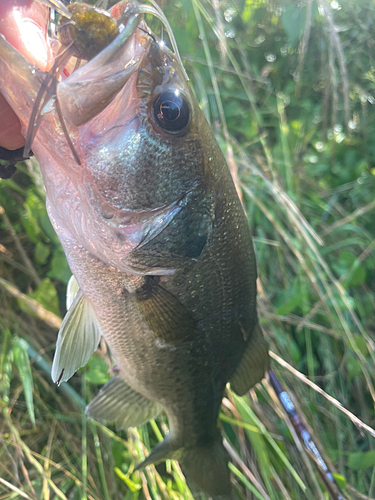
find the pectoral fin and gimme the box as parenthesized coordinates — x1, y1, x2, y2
(85, 376, 163, 429)
(51, 287, 102, 385)
(134, 277, 198, 344)
(66, 274, 80, 309)
(230, 324, 269, 396)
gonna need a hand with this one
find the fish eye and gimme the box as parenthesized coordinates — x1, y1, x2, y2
(152, 90, 190, 133)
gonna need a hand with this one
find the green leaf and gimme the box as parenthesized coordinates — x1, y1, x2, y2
(21, 191, 48, 244)
(281, 5, 306, 46)
(29, 278, 60, 316)
(338, 250, 356, 267)
(332, 473, 347, 489)
(289, 338, 302, 364)
(241, 0, 265, 23)
(34, 241, 50, 264)
(1, 329, 13, 404)
(346, 357, 363, 380)
(12, 337, 35, 426)
(47, 248, 71, 284)
(111, 441, 129, 469)
(347, 264, 366, 286)
(348, 451, 375, 470)
(353, 336, 368, 357)
(39, 213, 60, 244)
(114, 467, 141, 491)
(228, 463, 268, 500)
(84, 355, 111, 386)
(276, 295, 303, 315)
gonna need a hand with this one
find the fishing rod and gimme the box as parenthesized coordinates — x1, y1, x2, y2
(268, 369, 345, 500)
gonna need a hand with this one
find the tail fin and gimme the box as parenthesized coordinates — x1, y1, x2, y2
(136, 433, 232, 499)
(179, 435, 232, 499)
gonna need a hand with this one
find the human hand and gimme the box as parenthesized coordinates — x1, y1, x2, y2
(0, 0, 51, 150)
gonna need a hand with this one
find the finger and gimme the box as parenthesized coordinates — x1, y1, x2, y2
(0, 0, 51, 150)
(0, 93, 25, 150)
(0, 0, 52, 69)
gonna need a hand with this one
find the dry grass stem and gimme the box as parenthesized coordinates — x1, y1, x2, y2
(270, 351, 375, 439)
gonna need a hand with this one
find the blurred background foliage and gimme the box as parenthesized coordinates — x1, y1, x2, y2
(1, 0, 375, 499)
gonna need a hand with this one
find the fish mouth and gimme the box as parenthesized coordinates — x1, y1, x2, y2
(0, 1, 186, 164)
(56, 3, 151, 129)
(0, 1, 151, 159)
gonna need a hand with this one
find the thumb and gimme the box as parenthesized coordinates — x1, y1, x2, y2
(0, 0, 51, 149)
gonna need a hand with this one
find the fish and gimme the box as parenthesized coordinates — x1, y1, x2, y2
(0, 1, 269, 497)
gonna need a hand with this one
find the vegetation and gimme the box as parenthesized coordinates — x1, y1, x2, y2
(1, 0, 375, 498)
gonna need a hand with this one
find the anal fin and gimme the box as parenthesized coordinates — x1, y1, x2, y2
(230, 323, 269, 396)
(85, 376, 163, 430)
(135, 435, 182, 470)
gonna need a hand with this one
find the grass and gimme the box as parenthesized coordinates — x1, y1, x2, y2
(1, 0, 375, 499)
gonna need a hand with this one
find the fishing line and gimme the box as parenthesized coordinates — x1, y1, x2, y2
(23, 44, 76, 158)
(116, 1, 189, 81)
(145, 0, 189, 80)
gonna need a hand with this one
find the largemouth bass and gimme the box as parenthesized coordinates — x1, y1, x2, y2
(0, 1, 269, 497)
